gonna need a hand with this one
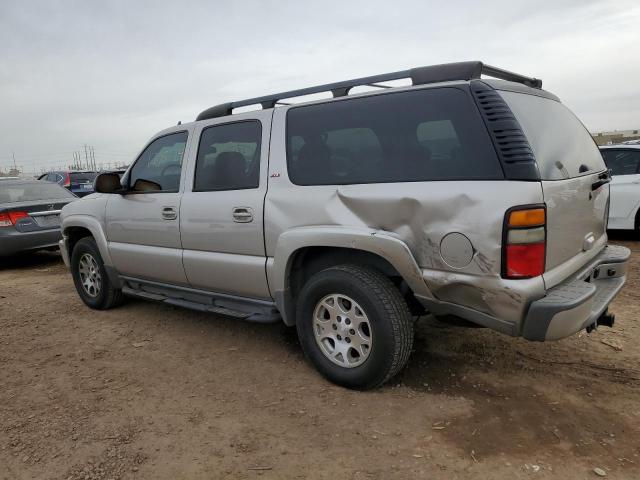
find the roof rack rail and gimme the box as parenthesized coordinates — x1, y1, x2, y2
(196, 61, 542, 121)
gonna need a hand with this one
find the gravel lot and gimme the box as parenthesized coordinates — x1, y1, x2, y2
(1, 234, 639, 480)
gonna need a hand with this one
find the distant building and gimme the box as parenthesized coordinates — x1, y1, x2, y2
(0, 167, 21, 177)
(592, 128, 640, 146)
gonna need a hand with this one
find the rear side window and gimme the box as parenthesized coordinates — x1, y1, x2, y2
(601, 149, 640, 176)
(194, 121, 261, 191)
(286, 88, 502, 185)
(499, 91, 606, 180)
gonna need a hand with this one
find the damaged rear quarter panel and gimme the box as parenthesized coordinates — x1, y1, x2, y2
(266, 108, 545, 323)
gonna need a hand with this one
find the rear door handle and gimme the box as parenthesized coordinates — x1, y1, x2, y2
(161, 206, 177, 220)
(232, 207, 253, 223)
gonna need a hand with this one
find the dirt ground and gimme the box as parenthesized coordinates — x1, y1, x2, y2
(1, 234, 639, 480)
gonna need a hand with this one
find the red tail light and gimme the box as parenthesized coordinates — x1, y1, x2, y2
(503, 206, 546, 279)
(505, 243, 545, 278)
(0, 211, 29, 227)
(63, 172, 71, 187)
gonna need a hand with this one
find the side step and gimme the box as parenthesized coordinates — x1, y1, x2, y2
(121, 278, 282, 324)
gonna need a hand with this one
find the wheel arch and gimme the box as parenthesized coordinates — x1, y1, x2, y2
(268, 227, 432, 326)
(62, 215, 113, 266)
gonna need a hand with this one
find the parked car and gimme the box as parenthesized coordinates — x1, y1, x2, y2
(59, 61, 630, 389)
(0, 179, 77, 256)
(38, 170, 98, 197)
(600, 145, 640, 231)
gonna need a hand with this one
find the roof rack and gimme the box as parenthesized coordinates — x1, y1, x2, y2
(196, 61, 542, 121)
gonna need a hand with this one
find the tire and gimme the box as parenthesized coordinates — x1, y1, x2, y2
(296, 264, 414, 390)
(70, 237, 124, 310)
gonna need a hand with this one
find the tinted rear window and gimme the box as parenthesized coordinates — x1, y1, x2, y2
(0, 182, 76, 203)
(499, 91, 606, 180)
(286, 87, 503, 185)
(70, 172, 98, 183)
(194, 121, 262, 191)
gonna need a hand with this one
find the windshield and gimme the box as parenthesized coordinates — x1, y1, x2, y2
(0, 182, 76, 203)
(499, 91, 606, 180)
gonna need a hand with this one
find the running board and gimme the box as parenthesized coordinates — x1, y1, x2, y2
(120, 278, 281, 324)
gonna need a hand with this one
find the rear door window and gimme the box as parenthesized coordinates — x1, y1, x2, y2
(286, 87, 502, 185)
(194, 121, 261, 191)
(601, 149, 640, 176)
(499, 91, 606, 180)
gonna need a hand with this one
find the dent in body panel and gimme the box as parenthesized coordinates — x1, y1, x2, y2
(267, 226, 430, 300)
(265, 107, 546, 323)
(264, 178, 544, 320)
(424, 270, 545, 324)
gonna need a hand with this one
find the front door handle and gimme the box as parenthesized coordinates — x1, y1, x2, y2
(232, 207, 253, 223)
(161, 206, 177, 220)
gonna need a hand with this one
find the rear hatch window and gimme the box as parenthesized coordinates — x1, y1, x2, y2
(499, 91, 606, 179)
(499, 91, 608, 277)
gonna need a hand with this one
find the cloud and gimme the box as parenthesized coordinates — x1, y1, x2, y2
(1, 0, 639, 172)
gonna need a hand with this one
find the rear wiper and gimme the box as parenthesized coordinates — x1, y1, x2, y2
(591, 169, 612, 191)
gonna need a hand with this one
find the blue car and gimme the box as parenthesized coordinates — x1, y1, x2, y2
(38, 170, 99, 197)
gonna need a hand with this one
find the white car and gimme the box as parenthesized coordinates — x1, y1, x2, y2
(600, 145, 640, 231)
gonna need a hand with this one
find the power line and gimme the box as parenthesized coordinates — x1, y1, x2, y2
(2, 144, 135, 175)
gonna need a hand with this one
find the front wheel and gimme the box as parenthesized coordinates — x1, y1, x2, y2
(296, 264, 414, 390)
(71, 237, 124, 310)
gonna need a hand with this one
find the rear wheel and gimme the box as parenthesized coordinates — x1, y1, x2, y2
(71, 237, 124, 310)
(296, 264, 414, 390)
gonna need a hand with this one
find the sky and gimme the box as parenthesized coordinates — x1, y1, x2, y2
(1, 0, 639, 174)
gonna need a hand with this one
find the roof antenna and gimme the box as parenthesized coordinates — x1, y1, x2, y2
(177, 121, 182, 125)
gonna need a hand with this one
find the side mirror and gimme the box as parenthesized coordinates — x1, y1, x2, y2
(94, 172, 123, 194)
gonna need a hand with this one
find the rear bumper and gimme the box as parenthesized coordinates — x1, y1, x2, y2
(521, 244, 630, 341)
(0, 228, 62, 256)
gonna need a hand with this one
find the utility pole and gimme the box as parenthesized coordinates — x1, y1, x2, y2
(83, 144, 89, 170)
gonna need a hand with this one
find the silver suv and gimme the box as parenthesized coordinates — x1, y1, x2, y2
(60, 61, 630, 389)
